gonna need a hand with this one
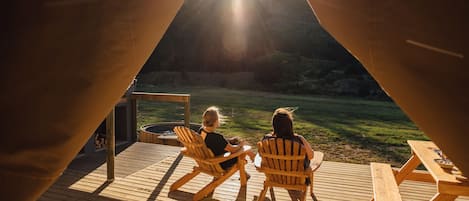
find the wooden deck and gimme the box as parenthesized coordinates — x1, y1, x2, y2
(39, 142, 469, 201)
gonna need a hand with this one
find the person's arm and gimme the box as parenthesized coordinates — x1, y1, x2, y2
(297, 135, 314, 160)
(224, 141, 245, 153)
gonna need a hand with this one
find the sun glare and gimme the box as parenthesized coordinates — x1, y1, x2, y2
(232, 0, 244, 25)
(223, 0, 247, 61)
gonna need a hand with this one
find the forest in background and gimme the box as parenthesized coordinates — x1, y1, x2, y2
(139, 0, 388, 99)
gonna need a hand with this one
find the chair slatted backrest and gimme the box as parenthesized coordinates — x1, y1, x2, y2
(173, 126, 225, 174)
(258, 138, 308, 185)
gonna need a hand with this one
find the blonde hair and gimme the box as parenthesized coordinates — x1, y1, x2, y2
(202, 106, 220, 127)
(273, 108, 293, 120)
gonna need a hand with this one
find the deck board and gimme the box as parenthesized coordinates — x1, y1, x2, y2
(39, 142, 469, 201)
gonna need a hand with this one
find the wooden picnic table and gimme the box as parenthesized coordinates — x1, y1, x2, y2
(395, 140, 469, 201)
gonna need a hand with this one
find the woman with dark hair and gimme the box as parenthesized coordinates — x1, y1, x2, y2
(263, 108, 314, 163)
(259, 108, 318, 199)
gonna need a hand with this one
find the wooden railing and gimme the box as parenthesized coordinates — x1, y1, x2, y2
(129, 92, 191, 139)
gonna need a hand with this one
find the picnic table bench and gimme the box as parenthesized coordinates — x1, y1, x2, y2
(370, 162, 402, 201)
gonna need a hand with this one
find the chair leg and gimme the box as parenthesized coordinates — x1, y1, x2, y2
(193, 167, 238, 201)
(170, 168, 201, 191)
(310, 173, 319, 201)
(258, 185, 269, 201)
(312, 193, 318, 201)
(300, 190, 307, 201)
(269, 187, 276, 201)
(238, 155, 248, 186)
(309, 174, 314, 197)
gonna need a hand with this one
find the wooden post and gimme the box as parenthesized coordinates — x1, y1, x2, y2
(130, 98, 137, 142)
(184, 97, 190, 128)
(106, 108, 115, 181)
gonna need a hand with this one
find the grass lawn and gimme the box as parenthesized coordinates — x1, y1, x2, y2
(135, 85, 428, 167)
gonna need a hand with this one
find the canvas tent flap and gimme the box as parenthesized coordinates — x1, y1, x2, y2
(307, 0, 469, 174)
(0, 0, 183, 200)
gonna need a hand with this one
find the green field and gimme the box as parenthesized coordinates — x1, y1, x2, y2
(136, 85, 428, 167)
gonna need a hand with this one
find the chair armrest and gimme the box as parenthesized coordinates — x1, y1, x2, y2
(310, 151, 324, 172)
(206, 145, 251, 163)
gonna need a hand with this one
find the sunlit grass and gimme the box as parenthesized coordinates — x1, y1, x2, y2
(136, 85, 428, 166)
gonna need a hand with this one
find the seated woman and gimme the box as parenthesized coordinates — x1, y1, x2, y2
(198, 106, 254, 170)
(262, 107, 314, 167)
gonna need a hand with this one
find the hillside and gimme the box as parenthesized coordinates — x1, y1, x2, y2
(139, 0, 386, 99)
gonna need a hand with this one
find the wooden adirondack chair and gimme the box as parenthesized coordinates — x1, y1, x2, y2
(170, 126, 250, 201)
(256, 138, 324, 201)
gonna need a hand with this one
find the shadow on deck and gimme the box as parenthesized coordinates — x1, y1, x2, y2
(39, 142, 469, 201)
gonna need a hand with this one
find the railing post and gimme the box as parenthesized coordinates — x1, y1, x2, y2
(184, 96, 190, 128)
(130, 98, 137, 142)
(106, 108, 115, 181)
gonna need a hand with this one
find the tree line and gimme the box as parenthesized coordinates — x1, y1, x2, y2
(140, 0, 388, 99)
